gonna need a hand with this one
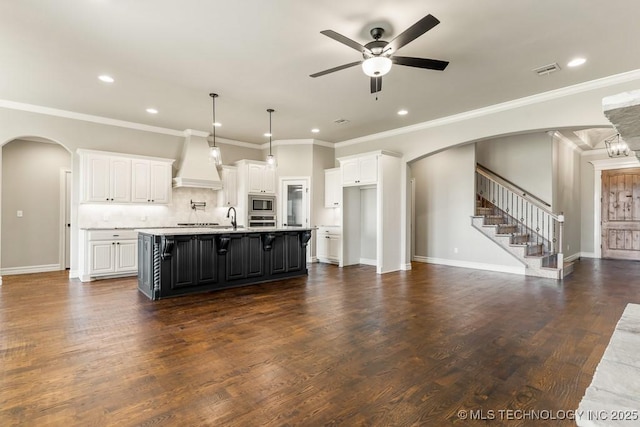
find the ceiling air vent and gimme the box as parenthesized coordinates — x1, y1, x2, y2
(532, 62, 561, 76)
(333, 118, 350, 125)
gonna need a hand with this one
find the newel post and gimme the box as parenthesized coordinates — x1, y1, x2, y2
(557, 213, 564, 267)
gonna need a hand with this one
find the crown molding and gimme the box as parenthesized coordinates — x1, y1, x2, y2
(0, 99, 185, 137)
(336, 69, 640, 148)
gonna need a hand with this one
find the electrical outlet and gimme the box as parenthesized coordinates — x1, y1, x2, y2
(453, 247, 458, 254)
(17, 210, 23, 217)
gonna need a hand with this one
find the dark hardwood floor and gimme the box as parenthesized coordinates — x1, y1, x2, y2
(1, 259, 638, 426)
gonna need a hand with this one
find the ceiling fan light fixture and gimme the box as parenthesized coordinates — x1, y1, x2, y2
(362, 56, 392, 77)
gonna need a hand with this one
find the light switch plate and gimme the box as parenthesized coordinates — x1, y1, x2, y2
(17, 210, 23, 217)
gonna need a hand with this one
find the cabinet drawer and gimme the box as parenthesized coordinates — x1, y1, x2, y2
(318, 227, 341, 237)
(88, 230, 138, 241)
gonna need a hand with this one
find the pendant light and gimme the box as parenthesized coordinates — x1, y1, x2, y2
(604, 133, 630, 158)
(207, 93, 222, 167)
(265, 108, 277, 169)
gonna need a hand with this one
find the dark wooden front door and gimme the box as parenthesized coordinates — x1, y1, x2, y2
(602, 168, 640, 260)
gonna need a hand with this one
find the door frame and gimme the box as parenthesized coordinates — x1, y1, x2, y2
(59, 168, 71, 270)
(278, 177, 310, 228)
(278, 176, 311, 262)
(590, 157, 640, 258)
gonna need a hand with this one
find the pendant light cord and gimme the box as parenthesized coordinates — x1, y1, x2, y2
(210, 93, 218, 147)
(267, 108, 275, 155)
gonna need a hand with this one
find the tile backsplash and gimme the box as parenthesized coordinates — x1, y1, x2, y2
(78, 187, 235, 229)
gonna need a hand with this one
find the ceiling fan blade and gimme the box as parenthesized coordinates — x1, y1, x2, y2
(320, 30, 372, 54)
(392, 56, 449, 71)
(310, 61, 362, 78)
(370, 76, 382, 93)
(386, 14, 440, 54)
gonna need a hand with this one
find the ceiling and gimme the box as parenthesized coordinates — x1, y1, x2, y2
(2, 1, 640, 145)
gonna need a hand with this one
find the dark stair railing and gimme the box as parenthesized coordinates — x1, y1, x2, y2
(475, 164, 564, 267)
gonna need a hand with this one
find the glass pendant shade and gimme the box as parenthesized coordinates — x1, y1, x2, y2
(266, 153, 277, 169)
(208, 93, 222, 167)
(362, 56, 392, 77)
(209, 144, 222, 165)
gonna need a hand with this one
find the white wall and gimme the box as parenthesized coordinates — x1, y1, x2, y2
(553, 135, 582, 260)
(411, 144, 522, 272)
(359, 187, 377, 263)
(476, 132, 553, 204)
(1, 139, 71, 270)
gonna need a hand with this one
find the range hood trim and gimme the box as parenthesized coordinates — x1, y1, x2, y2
(172, 177, 223, 190)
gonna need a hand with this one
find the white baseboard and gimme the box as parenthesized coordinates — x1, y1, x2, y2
(359, 258, 377, 266)
(565, 253, 581, 262)
(1, 264, 62, 276)
(69, 269, 81, 279)
(579, 252, 598, 259)
(401, 263, 412, 271)
(413, 256, 526, 275)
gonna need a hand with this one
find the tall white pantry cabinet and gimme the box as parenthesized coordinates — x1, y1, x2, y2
(337, 150, 403, 274)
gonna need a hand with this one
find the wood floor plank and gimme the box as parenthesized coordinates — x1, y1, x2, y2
(1, 260, 639, 426)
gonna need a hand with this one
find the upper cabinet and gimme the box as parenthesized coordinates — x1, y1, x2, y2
(237, 160, 276, 194)
(79, 150, 174, 204)
(131, 159, 172, 204)
(217, 165, 238, 207)
(82, 153, 131, 203)
(340, 154, 378, 186)
(324, 168, 341, 208)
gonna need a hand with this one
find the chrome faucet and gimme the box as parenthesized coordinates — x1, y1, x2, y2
(226, 207, 237, 230)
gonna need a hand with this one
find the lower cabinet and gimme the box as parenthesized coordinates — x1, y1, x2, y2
(138, 230, 312, 299)
(170, 234, 218, 290)
(226, 234, 264, 281)
(316, 226, 341, 265)
(80, 229, 138, 282)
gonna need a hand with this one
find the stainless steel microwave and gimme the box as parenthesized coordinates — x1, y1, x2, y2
(248, 194, 276, 215)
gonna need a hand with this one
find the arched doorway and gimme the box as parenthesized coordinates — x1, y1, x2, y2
(1, 136, 72, 277)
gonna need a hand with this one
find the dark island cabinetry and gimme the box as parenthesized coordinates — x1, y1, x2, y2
(137, 228, 312, 300)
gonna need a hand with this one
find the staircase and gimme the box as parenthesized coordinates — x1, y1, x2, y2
(471, 164, 573, 279)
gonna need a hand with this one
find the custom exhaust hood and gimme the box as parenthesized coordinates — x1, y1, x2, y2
(172, 130, 222, 190)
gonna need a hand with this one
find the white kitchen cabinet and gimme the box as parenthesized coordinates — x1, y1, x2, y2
(79, 229, 138, 281)
(131, 159, 172, 204)
(83, 153, 131, 202)
(246, 162, 276, 194)
(316, 226, 341, 264)
(79, 150, 173, 204)
(324, 168, 341, 208)
(341, 154, 377, 186)
(217, 165, 238, 207)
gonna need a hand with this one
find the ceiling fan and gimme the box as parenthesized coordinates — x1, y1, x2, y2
(310, 14, 449, 94)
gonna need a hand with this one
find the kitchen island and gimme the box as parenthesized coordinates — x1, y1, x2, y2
(137, 227, 313, 300)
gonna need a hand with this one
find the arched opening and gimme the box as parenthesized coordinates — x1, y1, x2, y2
(1, 136, 72, 277)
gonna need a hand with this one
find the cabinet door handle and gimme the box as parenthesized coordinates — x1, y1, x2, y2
(116, 242, 120, 245)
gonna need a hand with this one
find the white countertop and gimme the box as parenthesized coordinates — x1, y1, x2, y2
(136, 226, 314, 236)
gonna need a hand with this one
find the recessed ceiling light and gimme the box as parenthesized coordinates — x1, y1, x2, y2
(264, 132, 272, 137)
(98, 75, 114, 83)
(397, 109, 408, 116)
(567, 57, 586, 67)
(311, 128, 320, 133)
(146, 108, 158, 114)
